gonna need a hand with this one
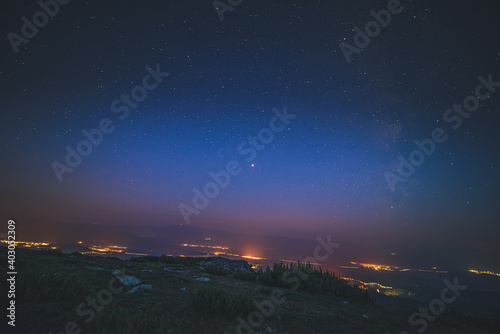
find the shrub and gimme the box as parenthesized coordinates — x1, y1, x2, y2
(93, 298, 169, 334)
(233, 270, 257, 281)
(205, 263, 229, 276)
(256, 262, 373, 303)
(192, 286, 254, 317)
(18, 270, 94, 303)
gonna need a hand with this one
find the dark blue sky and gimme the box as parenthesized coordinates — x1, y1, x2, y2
(1, 1, 499, 264)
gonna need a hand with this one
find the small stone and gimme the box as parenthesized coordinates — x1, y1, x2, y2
(196, 277, 210, 282)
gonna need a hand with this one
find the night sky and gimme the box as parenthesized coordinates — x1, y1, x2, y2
(1, 1, 499, 267)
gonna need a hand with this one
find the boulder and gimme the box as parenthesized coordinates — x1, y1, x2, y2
(196, 277, 210, 282)
(119, 276, 142, 286)
(198, 257, 254, 272)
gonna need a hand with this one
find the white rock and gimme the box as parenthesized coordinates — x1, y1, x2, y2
(119, 276, 142, 286)
(196, 277, 210, 282)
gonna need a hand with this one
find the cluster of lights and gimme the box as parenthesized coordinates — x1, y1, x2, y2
(78, 243, 143, 256)
(179, 242, 265, 261)
(80, 251, 105, 255)
(1, 239, 50, 248)
(349, 262, 447, 273)
(211, 251, 241, 257)
(241, 255, 266, 260)
(124, 252, 148, 256)
(469, 269, 500, 277)
(280, 259, 321, 266)
(89, 245, 127, 253)
(341, 276, 393, 293)
(351, 262, 402, 271)
(180, 243, 229, 250)
(418, 269, 448, 273)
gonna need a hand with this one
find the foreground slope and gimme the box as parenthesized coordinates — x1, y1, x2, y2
(1, 247, 498, 334)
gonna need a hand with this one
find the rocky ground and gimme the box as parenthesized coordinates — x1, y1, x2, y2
(1, 246, 499, 334)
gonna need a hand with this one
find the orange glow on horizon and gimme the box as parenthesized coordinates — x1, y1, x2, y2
(241, 255, 266, 260)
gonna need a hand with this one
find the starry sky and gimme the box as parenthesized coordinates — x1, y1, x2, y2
(1, 1, 499, 265)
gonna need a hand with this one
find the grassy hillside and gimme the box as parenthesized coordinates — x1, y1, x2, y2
(1, 246, 498, 334)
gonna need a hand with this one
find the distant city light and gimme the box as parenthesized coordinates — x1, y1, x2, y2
(469, 269, 500, 277)
(241, 255, 266, 260)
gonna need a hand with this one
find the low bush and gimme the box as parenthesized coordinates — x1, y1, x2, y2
(233, 270, 257, 281)
(205, 263, 229, 276)
(192, 286, 254, 317)
(256, 262, 373, 303)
